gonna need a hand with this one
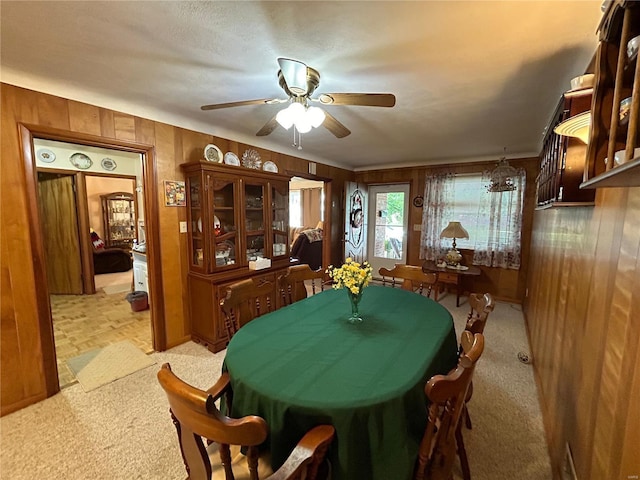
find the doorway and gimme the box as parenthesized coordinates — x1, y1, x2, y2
(289, 176, 327, 269)
(37, 141, 152, 388)
(367, 184, 410, 277)
(23, 126, 163, 395)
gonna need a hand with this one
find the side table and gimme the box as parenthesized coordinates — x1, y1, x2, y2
(422, 260, 481, 307)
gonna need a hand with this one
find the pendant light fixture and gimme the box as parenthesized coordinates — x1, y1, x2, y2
(487, 148, 518, 193)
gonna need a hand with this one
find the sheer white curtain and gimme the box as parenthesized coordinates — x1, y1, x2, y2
(419, 172, 454, 260)
(472, 168, 526, 269)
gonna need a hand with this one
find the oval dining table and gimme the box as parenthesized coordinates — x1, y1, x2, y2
(223, 284, 459, 480)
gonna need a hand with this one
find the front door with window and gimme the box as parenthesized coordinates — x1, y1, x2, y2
(367, 184, 410, 277)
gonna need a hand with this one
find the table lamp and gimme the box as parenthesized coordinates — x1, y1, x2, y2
(440, 221, 469, 266)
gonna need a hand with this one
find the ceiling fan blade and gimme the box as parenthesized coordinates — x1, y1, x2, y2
(322, 111, 351, 138)
(317, 93, 396, 108)
(256, 115, 279, 137)
(277, 58, 309, 96)
(201, 99, 278, 111)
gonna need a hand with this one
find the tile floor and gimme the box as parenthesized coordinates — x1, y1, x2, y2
(51, 273, 152, 388)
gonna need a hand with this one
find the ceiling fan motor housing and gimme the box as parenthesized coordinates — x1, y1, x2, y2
(278, 67, 320, 97)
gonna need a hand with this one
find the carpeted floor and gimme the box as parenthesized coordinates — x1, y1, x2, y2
(0, 293, 551, 480)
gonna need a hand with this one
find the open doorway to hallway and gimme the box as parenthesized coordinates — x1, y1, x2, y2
(34, 138, 154, 389)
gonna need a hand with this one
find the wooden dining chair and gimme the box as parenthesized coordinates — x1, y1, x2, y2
(158, 363, 335, 480)
(465, 292, 495, 335)
(414, 331, 485, 480)
(462, 292, 494, 430)
(379, 264, 438, 298)
(279, 264, 326, 306)
(220, 278, 275, 342)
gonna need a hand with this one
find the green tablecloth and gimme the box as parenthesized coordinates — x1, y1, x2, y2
(224, 285, 458, 480)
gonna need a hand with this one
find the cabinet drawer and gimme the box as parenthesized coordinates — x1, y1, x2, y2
(438, 272, 459, 284)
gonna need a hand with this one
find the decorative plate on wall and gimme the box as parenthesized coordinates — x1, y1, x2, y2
(204, 144, 223, 162)
(262, 161, 278, 173)
(413, 195, 424, 208)
(69, 152, 93, 169)
(37, 148, 56, 163)
(101, 157, 117, 171)
(241, 149, 262, 169)
(223, 152, 240, 165)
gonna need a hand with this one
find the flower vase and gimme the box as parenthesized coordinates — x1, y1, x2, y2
(347, 290, 363, 324)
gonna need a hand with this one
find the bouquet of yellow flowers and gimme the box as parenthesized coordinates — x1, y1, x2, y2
(327, 257, 373, 295)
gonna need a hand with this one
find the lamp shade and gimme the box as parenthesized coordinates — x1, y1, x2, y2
(440, 221, 469, 239)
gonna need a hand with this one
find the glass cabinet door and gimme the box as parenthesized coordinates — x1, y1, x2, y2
(244, 181, 265, 262)
(102, 192, 136, 249)
(187, 174, 204, 269)
(210, 176, 239, 269)
(271, 181, 289, 258)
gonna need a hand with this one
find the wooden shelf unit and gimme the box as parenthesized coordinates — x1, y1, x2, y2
(537, 89, 596, 207)
(583, 0, 640, 188)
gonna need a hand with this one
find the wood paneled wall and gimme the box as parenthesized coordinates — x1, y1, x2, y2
(0, 84, 353, 415)
(525, 188, 640, 479)
(356, 157, 539, 302)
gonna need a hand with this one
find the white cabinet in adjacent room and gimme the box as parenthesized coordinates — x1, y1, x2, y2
(133, 252, 148, 297)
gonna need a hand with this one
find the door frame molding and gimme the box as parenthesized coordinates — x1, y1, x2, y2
(18, 123, 166, 397)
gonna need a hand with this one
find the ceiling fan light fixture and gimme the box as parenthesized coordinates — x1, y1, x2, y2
(295, 118, 312, 133)
(307, 106, 326, 128)
(276, 108, 294, 130)
(276, 102, 325, 132)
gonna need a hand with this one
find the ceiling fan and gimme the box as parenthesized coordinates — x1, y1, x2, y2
(200, 58, 396, 140)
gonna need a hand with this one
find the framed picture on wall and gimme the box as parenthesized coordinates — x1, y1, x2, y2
(164, 180, 186, 207)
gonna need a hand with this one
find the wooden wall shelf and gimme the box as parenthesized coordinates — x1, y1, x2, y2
(584, 0, 640, 188)
(580, 155, 640, 188)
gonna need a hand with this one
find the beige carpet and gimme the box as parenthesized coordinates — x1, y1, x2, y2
(0, 294, 551, 480)
(67, 341, 155, 392)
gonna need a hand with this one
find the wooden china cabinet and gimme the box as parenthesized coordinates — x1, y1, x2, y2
(101, 192, 137, 249)
(181, 161, 292, 352)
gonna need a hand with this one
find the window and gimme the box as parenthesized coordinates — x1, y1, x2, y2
(289, 190, 301, 227)
(420, 169, 525, 269)
(448, 175, 483, 249)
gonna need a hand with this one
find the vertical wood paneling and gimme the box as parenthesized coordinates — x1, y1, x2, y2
(155, 123, 181, 343)
(99, 109, 115, 138)
(113, 112, 136, 141)
(0, 83, 354, 414)
(36, 94, 70, 129)
(68, 100, 101, 136)
(525, 188, 640, 480)
(0, 86, 47, 412)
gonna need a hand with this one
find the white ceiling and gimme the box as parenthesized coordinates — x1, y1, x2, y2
(1, 1, 603, 170)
